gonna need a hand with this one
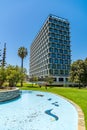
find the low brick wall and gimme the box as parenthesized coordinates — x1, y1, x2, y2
(0, 88, 20, 102)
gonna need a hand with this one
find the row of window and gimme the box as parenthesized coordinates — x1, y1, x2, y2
(49, 48, 70, 55)
(49, 18, 69, 27)
(48, 43, 70, 49)
(49, 37, 70, 43)
(49, 58, 70, 64)
(48, 53, 70, 59)
(49, 69, 69, 75)
(48, 64, 70, 70)
(49, 33, 70, 40)
(49, 28, 69, 35)
(49, 23, 69, 31)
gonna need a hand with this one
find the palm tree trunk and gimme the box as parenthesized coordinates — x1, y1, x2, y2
(21, 58, 23, 87)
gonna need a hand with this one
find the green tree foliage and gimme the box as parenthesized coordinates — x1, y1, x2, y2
(6, 65, 20, 87)
(6, 65, 27, 87)
(0, 65, 27, 88)
(0, 67, 6, 87)
(44, 76, 54, 85)
(18, 46, 28, 86)
(69, 59, 87, 88)
(0, 46, 1, 67)
(30, 75, 38, 87)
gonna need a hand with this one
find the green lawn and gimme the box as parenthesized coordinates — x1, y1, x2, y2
(19, 83, 87, 130)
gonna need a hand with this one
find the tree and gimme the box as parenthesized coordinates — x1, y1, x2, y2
(0, 44, 2, 67)
(6, 65, 26, 87)
(82, 58, 87, 86)
(69, 60, 86, 88)
(1, 43, 6, 68)
(18, 46, 28, 87)
(44, 76, 54, 89)
(0, 67, 6, 88)
(30, 75, 38, 87)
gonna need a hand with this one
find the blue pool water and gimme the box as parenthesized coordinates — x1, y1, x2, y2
(0, 90, 78, 130)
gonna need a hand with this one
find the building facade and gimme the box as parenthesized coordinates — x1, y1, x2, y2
(30, 14, 71, 82)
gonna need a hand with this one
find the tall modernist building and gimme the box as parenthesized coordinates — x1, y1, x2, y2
(30, 14, 71, 82)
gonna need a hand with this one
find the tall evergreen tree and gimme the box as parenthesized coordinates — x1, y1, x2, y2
(1, 43, 6, 67)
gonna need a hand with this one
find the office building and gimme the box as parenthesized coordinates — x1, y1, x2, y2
(30, 14, 71, 82)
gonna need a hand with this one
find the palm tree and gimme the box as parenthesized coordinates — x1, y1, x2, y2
(18, 46, 28, 86)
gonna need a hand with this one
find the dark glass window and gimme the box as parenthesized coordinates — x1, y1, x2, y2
(61, 65, 66, 69)
(57, 64, 61, 69)
(52, 53, 56, 58)
(51, 23, 55, 28)
(59, 49, 63, 53)
(54, 70, 58, 75)
(59, 77, 64, 81)
(60, 70, 64, 75)
(49, 48, 53, 52)
(49, 18, 53, 22)
(65, 70, 69, 75)
(52, 43, 56, 47)
(64, 50, 68, 54)
(62, 55, 65, 59)
(54, 48, 58, 53)
(49, 69, 53, 75)
(56, 44, 60, 48)
(54, 59, 58, 63)
(48, 64, 52, 69)
(49, 58, 53, 63)
(52, 64, 56, 69)
(57, 54, 61, 58)
(49, 37, 53, 42)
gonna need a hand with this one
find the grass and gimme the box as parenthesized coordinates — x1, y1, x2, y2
(18, 83, 87, 129)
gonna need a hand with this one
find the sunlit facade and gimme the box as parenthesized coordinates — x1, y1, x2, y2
(30, 14, 71, 82)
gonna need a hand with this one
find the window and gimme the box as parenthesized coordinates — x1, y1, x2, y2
(49, 37, 53, 42)
(65, 70, 69, 75)
(49, 28, 53, 32)
(54, 70, 58, 75)
(56, 44, 60, 48)
(49, 69, 53, 75)
(54, 38, 58, 42)
(49, 18, 53, 22)
(61, 65, 66, 69)
(59, 78, 64, 82)
(52, 43, 56, 47)
(52, 53, 56, 58)
(49, 48, 53, 52)
(62, 55, 65, 59)
(49, 58, 53, 63)
(51, 23, 55, 28)
(54, 59, 58, 63)
(57, 64, 61, 69)
(59, 49, 63, 53)
(54, 29, 58, 33)
(48, 64, 52, 69)
(54, 48, 58, 53)
(52, 64, 56, 69)
(56, 25, 60, 29)
(64, 50, 68, 54)
(60, 70, 64, 75)
(57, 54, 61, 58)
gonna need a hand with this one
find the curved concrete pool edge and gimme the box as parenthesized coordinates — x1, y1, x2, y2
(58, 95, 86, 130)
(0, 87, 20, 102)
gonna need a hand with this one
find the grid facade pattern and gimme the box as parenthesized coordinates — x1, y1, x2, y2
(30, 14, 71, 81)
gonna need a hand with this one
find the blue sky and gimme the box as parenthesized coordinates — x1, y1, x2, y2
(0, 0, 87, 73)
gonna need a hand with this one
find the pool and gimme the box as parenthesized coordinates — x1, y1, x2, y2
(0, 90, 78, 130)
